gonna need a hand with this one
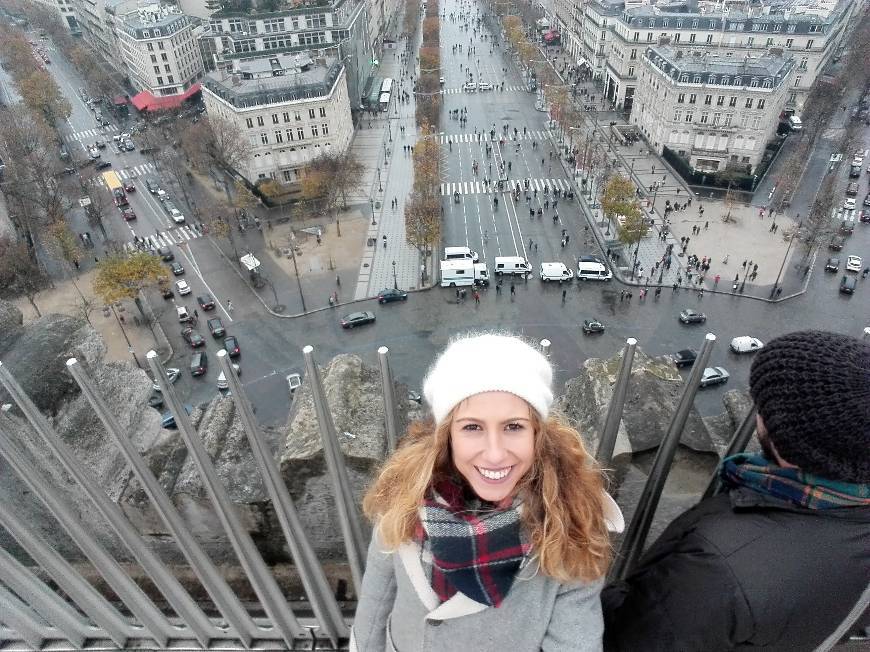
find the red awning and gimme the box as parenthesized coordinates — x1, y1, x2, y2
(130, 83, 201, 112)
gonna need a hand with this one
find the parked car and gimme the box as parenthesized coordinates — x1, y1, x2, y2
(840, 275, 857, 294)
(95, 161, 112, 170)
(181, 327, 205, 348)
(170, 262, 185, 275)
(672, 349, 697, 368)
(730, 336, 764, 354)
(197, 295, 215, 311)
(176, 306, 190, 321)
(223, 335, 240, 357)
(864, 193, 870, 207)
(123, 180, 135, 192)
(844, 197, 856, 210)
(207, 317, 225, 337)
(825, 257, 840, 272)
(377, 288, 408, 303)
(700, 367, 730, 388)
(829, 235, 845, 251)
(340, 311, 376, 328)
(121, 207, 136, 221)
(158, 246, 174, 261)
(175, 279, 191, 295)
(678, 309, 707, 324)
(216, 363, 241, 390)
(145, 178, 159, 193)
(151, 367, 180, 391)
(846, 255, 863, 272)
(581, 318, 605, 334)
(190, 351, 208, 377)
(161, 404, 192, 429)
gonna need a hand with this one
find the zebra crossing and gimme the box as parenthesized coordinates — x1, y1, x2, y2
(439, 129, 551, 144)
(64, 124, 119, 143)
(94, 163, 156, 187)
(441, 85, 527, 94)
(441, 177, 573, 196)
(122, 225, 200, 253)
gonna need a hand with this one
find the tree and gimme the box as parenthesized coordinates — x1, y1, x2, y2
(186, 115, 252, 201)
(18, 69, 71, 125)
(299, 150, 365, 209)
(404, 191, 441, 274)
(0, 237, 47, 316)
(92, 252, 166, 322)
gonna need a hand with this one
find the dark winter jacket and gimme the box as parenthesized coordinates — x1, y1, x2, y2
(601, 487, 870, 651)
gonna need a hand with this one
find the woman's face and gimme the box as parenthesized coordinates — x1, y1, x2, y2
(450, 391, 535, 503)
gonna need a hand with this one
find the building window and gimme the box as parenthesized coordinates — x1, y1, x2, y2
(713, 112, 721, 125)
(295, 112, 301, 121)
(674, 109, 683, 121)
(674, 33, 680, 43)
(752, 116, 761, 129)
(757, 98, 766, 110)
(750, 78, 759, 87)
(692, 19, 698, 28)
(704, 94, 712, 105)
(685, 112, 693, 122)
(246, 118, 253, 128)
(311, 125, 319, 137)
(716, 95, 725, 106)
(287, 128, 294, 141)
(693, 75, 701, 83)
(676, 19, 683, 28)
(799, 56, 808, 70)
(794, 75, 802, 87)
(787, 24, 796, 33)
(157, 76, 163, 85)
(161, 53, 168, 61)
(788, 91, 797, 103)
(322, 123, 329, 135)
(647, 33, 654, 42)
(747, 37, 754, 46)
(728, 96, 736, 107)
(283, 112, 290, 122)
(724, 114, 733, 126)
(628, 66, 635, 76)
(700, 112, 709, 124)
(150, 54, 157, 63)
(297, 127, 305, 140)
(154, 66, 160, 74)
(734, 76, 742, 86)
(260, 133, 268, 144)
(773, 24, 782, 32)
(785, 38, 793, 48)
(689, 33, 696, 43)
(706, 34, 713, 44)
(806, 39, 814, 49)
(677, 93, 685, 103)
(745, 98, 753, 108)
(630, 48, 637, 60)
(147, 43, 154, 51)
(257, 116, 264, 126)
(319, 107, 326, 117)
(689, 93, 696, 104)
(680, 73, 689, 82)
(308, 108, 316, 119)
(272, 114, 279, 124)
(633, 32, 639, 41)
(275, 130, 283, 143)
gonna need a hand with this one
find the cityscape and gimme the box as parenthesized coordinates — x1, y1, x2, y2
(0, 0, 867, 646)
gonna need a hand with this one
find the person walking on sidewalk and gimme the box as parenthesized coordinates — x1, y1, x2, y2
(510, 282, 516, 298)
(473, 290, 480, 305)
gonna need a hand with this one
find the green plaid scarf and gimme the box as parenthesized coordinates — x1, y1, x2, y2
(722, 454, 870, 509)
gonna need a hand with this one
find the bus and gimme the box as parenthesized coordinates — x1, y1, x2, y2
(379, 92, 391, 112)
(380, 78, 393, 95)
(102, 170, 123, 192)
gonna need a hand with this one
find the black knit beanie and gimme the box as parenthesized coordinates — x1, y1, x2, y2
(748, 330, 870, 484)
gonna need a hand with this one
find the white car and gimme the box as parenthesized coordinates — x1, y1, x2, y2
(175, 279, 191, 295)
(846, 255, 862, 273)
(699, 366, 730, 388)
(286, 373, 302, 394)
(169, 208, 185, 224)
(439, 76, 445, 85)
(462, 82, 477, 92)
(844, 197, 856, 210)
(730, 336, 764, 354)
(152, 368, 180, 391)
(478, 81, 493, 91)
(216, 363, 241, 390)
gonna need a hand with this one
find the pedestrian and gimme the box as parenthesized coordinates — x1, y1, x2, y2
(562, 288, 567, 303)
(73, 259, 79, 270)
(753, 263, 758, 273)
(561, 238, 566, 248)
(383, 235, 388, 248)
(496, 282, 502, 295)
(456, 288, 461, 302)
(336, 274, 341, 287)
(194, 309, 198, 318)
(473, 290, 480, 305)
(714, 274, 720, 286)
(698, 288, 704, 299)
(94, 256, 99, 263)
(355, 334, 621, 651)
(226, 299, 234, 312)
(602, 330, 870, 651)
(704, 221, 709, 230)
(620, 290, 625, 303)
(655, 286, 661, 299)
(510, 282, 516, 297)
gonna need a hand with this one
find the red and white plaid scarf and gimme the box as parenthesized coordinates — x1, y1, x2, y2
(415, 478, 530, 607)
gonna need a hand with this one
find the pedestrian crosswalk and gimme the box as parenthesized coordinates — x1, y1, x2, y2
(122, 225, 200, 253)
(64, 124, 119, 143)
(441, 85, 528, 94)
(439, 129, 551, 144)
(441, 177, 573, 196)
(94, 163, 156, 186)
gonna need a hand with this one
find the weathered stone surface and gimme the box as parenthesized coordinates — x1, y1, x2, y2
(0, 300, 23, 347)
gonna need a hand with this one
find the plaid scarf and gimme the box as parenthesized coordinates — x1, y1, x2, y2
(415, 478, 530, 607)
(722, 454, 870, 510)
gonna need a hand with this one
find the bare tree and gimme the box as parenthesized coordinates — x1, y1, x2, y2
(0, 237, 48, 316)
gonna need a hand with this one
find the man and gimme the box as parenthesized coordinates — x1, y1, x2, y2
(602, 330, 869, 651)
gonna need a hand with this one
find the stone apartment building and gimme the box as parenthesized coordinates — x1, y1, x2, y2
(114, 3, 205, 108)
(200, 52, 353, 184)
(632, 45, 794, 174)
(556, 0, 856, 118)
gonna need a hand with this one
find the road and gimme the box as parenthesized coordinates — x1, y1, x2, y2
(35, 17, 870, 430)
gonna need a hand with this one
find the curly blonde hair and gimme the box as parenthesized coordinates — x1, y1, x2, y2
(363, 409, 612, 582)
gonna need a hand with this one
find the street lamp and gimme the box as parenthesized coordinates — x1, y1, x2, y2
(392, 260, 398, 289)
(388, 120, 392, 142)
(384, 143, 388, 165)
(377, 167, 383, 192)
(370, 198, 376, 225)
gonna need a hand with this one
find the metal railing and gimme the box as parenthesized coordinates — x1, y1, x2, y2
(0, 331, 807, 650)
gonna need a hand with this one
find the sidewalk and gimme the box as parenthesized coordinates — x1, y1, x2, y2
(11, 270, 172, 369)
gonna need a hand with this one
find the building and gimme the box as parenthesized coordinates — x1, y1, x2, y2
(201, 52, 353, 184)
(75, 0, 130, 55)
(632, 45, 794, 174)
(199, 0, 377, 120)
(569, 0, 857, 116)
(113, 3, 205, 110)
(29, 0, 79, 30)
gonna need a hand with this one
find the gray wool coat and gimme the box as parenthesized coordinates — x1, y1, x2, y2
(351, 495, 622, 652)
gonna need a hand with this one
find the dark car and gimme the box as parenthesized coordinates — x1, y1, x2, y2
(157, 246, 174, 261)
(673, 349, 698, 368)
(582, 318, 605, 334)
(861, 209, 870, 223)
(197, 295, 215, 311)
(207, 317, 225, 338)
(840, 275, 857, 294)
(825, 257, 840, 272)
(112, 188, 127, 206)
(864, 193, 870, 208)
(121, 207, 136, 221)
(159, 283, 173, 299)
(160, 404, 192, 429)
(123, 180, 135, 192)
(829, 235, 845, 251)
(699, 366, 730, 388)
(95, 161, 112, 170)
(181, 327, 205, 348)
(190, 351, 208, 376)
(678, 309, 707, 324)
(145, 178, 159, 193)
(170, 262, 184, 276)
(223, 335, 240, 357)
(341, 311, 376, 328)
(377, 288, 408, 303)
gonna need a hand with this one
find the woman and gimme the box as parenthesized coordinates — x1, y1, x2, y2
(352, 333, 623, 652)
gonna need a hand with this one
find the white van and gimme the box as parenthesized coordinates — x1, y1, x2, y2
(540, 262, 574, 283)
(494, 256, 531, 276)
(444, 246, 479, 263)
(440, 260, 489, 287)
(577, 260, 612, 281)
(788, 115, 803, 131)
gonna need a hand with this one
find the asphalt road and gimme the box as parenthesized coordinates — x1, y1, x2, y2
(37, 21, 870, 431)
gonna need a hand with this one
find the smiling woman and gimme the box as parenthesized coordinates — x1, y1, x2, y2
(352, 333, 624, 652)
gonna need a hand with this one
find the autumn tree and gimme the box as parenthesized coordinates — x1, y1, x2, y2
(92, 252, 166, 322)
(0, 237, 47, 316)
(405, 191, 441, 273)
(299, 150, 365, 209)
(602, 175, 644, 272)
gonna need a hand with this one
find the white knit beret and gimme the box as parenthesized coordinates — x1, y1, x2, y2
(423, 333, 554, 424)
